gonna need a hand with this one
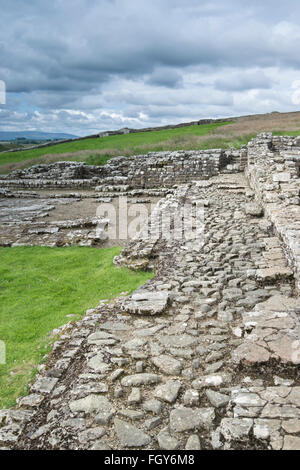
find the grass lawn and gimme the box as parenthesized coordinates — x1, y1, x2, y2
(0, 246, 152, 408)
(0, 122, 230, 170)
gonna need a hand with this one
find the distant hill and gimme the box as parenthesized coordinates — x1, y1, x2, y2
(0, 131, 78, 141)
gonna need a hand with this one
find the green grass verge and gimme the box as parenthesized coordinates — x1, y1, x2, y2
(0, 246, 152, 408)
(0, 122, 230, 168)
(272, 130, 300, 136)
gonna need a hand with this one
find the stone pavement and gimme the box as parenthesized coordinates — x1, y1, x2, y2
(1, 172, 299, 450)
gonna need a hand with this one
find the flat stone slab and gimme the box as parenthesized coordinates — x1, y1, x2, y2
(114, 418, 150, 447)
(157, 426, 179, 450)
(233, 309, 300, 365)
(19, 394, 45, 408)
(244, 203, 263, 217)
(154, 380, 181, 403)
(87, 331, 119, 346)
(31, 377, 59, 394)
(152, 355, 182, 375)
(206, 390, 230, 408)
(99, 321, 130, 331)
(256, 267, 293, 281)
(170, 407, 215, 432)
(220, 418, 253, 441)
(87, 354, 112, 373)
(185, 434, 201, 450)
(69, 395, 112, 414)
(158, 334, 198, 349)
(122, 290, 170, 315)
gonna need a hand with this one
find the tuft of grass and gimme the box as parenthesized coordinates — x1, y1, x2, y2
(0, 246, 153, 408)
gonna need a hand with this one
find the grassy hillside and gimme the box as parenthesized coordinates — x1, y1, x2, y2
(0, 246, 152, 408)
(0, 122, 230, 173)
(1, 111, 300, 174)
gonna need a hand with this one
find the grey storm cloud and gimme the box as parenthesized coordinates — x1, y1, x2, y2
(215, 71, 273, 92)
(1, 0, 300, 134)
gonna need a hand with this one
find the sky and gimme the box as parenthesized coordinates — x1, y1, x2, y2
(1, 0, 300, 136)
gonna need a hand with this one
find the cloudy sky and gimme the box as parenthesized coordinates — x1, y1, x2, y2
(1, 0, 300, 136)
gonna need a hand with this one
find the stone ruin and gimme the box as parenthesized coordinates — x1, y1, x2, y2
(0, 132, 299, 450)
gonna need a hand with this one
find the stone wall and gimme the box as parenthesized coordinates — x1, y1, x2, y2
(0, 148, 244, 189)
(246, 133, 300, 290)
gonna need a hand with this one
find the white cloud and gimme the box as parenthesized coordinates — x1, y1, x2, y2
(291, 80, 300, 105)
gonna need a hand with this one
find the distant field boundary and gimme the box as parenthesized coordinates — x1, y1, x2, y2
(0, 116, 235, 155)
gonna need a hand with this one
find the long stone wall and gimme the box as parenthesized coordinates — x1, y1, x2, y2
(0, 148, 244, 189)
(246, 133, 300, 290)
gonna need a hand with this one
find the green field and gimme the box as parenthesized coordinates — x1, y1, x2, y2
(0, 246, 152, 408)
(0, 122, 231, 171)
(1, 113, 300, 174)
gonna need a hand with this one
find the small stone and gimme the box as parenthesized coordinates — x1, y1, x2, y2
(274, 376, 294, 386)
(185, 434, 201, 450)
(19, 394, 44, 408)
(109, 369, 124, 382)
(204, 361, 224, 374)
(253, 423, 270, 439)
(220, 418, 253, 441)
(157, 426, 179, 450)
(281, 419, 300, 434)
(118, 409, 145, 421)
(205, 351, 223, 363)
(282, 435, 300, 450)
(91, 440, 111, 450)
(69, 395, 112, 414)
(87, 354, 111, 374)
(87, 331, 118, 346)
(192, 359, 201, 369)
(123, 338, 148, 350)
(152, 355, 182, 375)
(79, 427, 105, 444)
(114, 419, 151, 447)
(128, 387, 141, 405)
(136, 361, 144, 373)
(192, 374, 225, 389)
(154, 380, 181, 404)
(158, 334, 197, 349)
(47, 410, 59, 422)
(183, 389, 199, 406)
(121, 373, 160, 387)
(144, 417, 162, 430)
(211, 428, 223, 449)
(61, 418, 86, 429)
(170, 407, 215, 433)
(31, 377, 58, 394)
(114, 386, 123, 398)
(206, 390, 230, 408)
(244, 203, 263, 217)
(223, 287, 243, 301)
(94, 411, 114, 425)
(181, 368, 195, 380)
(123, 291, 169, 315)
(143, 399, 163, 415)
(30, 424, 50, 440)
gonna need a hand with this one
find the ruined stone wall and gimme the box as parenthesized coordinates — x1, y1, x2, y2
(0, 148, 244, 189)
(246, 133, 300, 290)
